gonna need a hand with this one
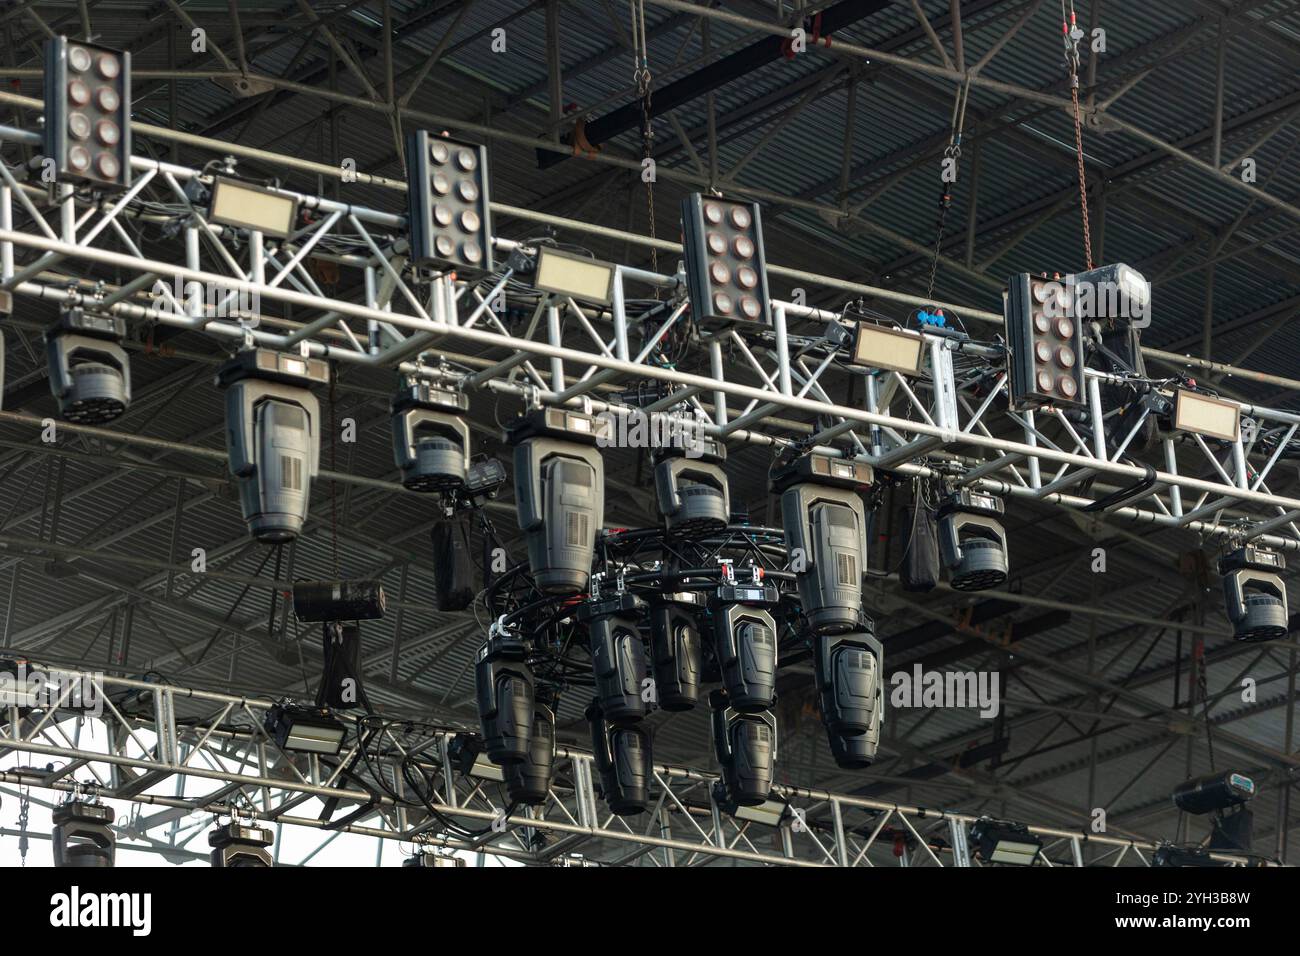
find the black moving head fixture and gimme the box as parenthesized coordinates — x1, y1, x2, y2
(680, 193, 771, 327)
(390, 378, 471, 492)
(209, 822, 274, 868)
(580, 593, 649, 723)
(713, 601, 778, 713)
(649, 592, 703, 711)
(775, 453, 873, 634)
(292, 579, 388, 622)
(1172, 770, 1256, 816)
(217, 349, 327, 544)
(710, 690, 777, 807)
(814, 630, 884, 769)
(46, 307, 131, 425)
(1219, 545, 1289, 642)
(504, 688, 557, 806)
(406, 129, 493, 273)
(506, 407, 609, 594)
(587, 699, 651, 816)
(937, 489, 1009, 591)
(43, 36, 131, 189)
(52, 800, 115, 868)
(474, 626, 535, 765)
(653, 437, 730, 536)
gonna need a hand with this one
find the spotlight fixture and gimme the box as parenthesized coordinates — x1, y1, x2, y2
(209, 821, 274, 867)
(533, 245, 616, 305)
(653, 436, 730, 537)
(1004, 272, 1086, 409)
(1070, 262, 1151, 323)
(713, 602, 777, 712)
(710, 690, 777, 807)
(43, 36, 131, 189)
(474, 626, 535, 765)
(680, 193, 771, 327)
(937, 489, 1008, 591)
(217, 349, 327, 543)
(648, 592, 703, 711)
(52, 800, 115, 868)
(46, 306, 131, 424)
(1219, 545, 1288, 642)
(208, 177, 299, 239)
(969, 817, 1042, 866)
(579, 592, 649, 723)
(292, 579, 387, 622)
(586, 699, 651, 816)
(504, 688, 557, 806)
(263, 701, 346, 756)
(1152, 844, 1227, 868)
(775, 452, 873, 634)
(390, 378, 471, 492)
(406, 129, 493, 273)
(1174, 389, 1240, 443)
(814, 630, 883, 769)
(404, 851, 466, 868)
(506, 407, 609, 594)
(1172, 771, 1256, 815)
(849, 323, 925, 375)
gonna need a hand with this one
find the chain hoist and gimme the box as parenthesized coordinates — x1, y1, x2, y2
(631, 0, 660, 290)
(1062, 0, 1094, 270)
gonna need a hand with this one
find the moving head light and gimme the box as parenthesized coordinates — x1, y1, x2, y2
(775, 453, 873, 633)
(52, 800, 115, 868)
(218, 349, 326, 543)
(46, 307, 131, 424)
(579, 592, 649, 723)
(391, 378, 471, 492)
(713, 602, 778, 712)
(1172, 770, 1256, 815)
(474, 625, 534, 765)
(587, 699, 651, 815)
(209, 822, 274, 867)
(505, 688, 557, 806)
(654, 437, 730, 536)
(649, 592, 703, 711)
(507, 408, 609, 594)
(1219, 545, 1288, 642)
(814, 630, 883, 769)
(937, 489, 1008, 591)
(710, 690, 777, 807)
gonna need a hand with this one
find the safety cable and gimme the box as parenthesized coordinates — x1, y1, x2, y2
(632, 0, 660, 291)
(1062, 0, 1094, 270)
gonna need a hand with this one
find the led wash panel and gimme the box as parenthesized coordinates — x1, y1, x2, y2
(851, 323, 924, 375)
(209, 178, 299, 239)
(534, 246, 616, 305)
(1174, 389, 1239, 442)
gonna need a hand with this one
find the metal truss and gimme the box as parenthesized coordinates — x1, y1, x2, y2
(0, 669, 1259, 867)
(2, 104, 1298, 555)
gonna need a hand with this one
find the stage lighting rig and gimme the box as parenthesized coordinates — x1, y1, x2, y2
(1173, 770, 1257, 855)
(969, 817, 1042, 866)
(579, 590, 649, 723)
(46, 306, 131, 424)
(654, 437, 730, 537)
(814, 630, 884, 769)
(710, 690, 777, 808)
(937, 489, 1008, 591)
(1004, 272, 1086, 409)
(217, 349, 326, 543)
(52, 799, 115, 868)
(506, 407, 609, 594)
(43, 36, 131, 189)
(504, 687, 557, 806)
(406, 129, 493, 273)
(391, 378, 471, 493)
(1219, 545, 1288, 642)
(649, 591, 703, 711)
(209, 821, 274, 867)
(680, 193, 771, 327)
(474, 622, 535, 765)
(775, 452, 873, 634)
(263, 701, 346, 755)
(587, 699, 651, 815)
